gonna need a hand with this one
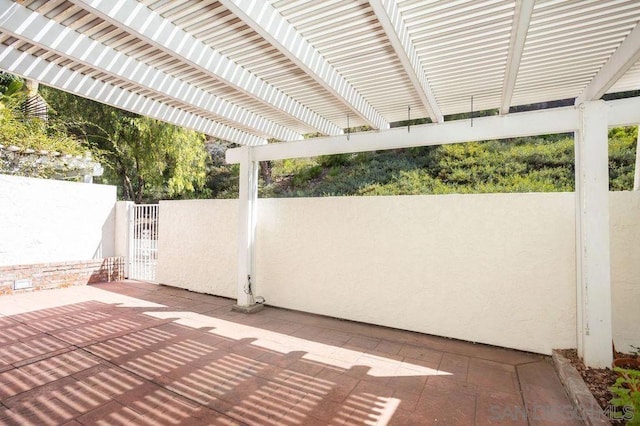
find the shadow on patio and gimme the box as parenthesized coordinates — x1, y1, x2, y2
(0, 281, 580, 425)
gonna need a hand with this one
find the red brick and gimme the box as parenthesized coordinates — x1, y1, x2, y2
(0, 257, 124, 297)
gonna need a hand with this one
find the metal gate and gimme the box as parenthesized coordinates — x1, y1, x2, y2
(128, 204, 159, 281)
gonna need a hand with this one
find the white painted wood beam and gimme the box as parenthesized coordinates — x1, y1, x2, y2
(0, 0, 299, 142)
(226, 96, 640, 163)
(219, 0, 390, 130)
(574, 101, 613, 368)
(0, 45, 265, 146)
(234, 146, 259, 308)
(575, 22, 640, 104)
(227, 106, 579, 163)
(369, 0, 443, 123)
(500, 0, 534, 115)
(69, 0, 343, 136)
(607, 95, 640, 127)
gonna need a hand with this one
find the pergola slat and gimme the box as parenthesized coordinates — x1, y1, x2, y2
(219, 0, 390, 130)
(500, 0, 534, 115)
(369, 0, 443, 123)
(0, 44, 265, 146)
(0, 0, 300, 142)
(575, 21, 640, 104)
(69, 0, 343, 136)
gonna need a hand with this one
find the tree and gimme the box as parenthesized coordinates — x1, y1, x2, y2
(41, 87, 208, 203)
(201, 141, 239, 198)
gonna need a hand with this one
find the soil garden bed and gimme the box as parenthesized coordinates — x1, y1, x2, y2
(558, 349, 632, 425)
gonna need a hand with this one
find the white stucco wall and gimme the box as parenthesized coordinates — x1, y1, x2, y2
(113, 201, 133, 277)
(157, 199, 237, 297)
(114, 201, 131, 260)
(0, 174, 117, 266)
(610, 191, 640, 354)
(257, 194, 577, 355)
(155, 192, 640, 355)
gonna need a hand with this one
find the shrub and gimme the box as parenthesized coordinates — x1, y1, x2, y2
(319, 153, 351, 168)
(610, 368, 640, 425)
(291, 164, 322, 188)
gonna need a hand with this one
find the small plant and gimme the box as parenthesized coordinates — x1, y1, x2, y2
(291, 164, 322, 188)
(610, 368, 640, 425)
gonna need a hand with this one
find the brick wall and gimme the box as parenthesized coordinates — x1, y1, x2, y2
(0, 257, 124, 295)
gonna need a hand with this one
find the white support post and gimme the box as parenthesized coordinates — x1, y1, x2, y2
(634, 126, 640, 191)
(574, 100, 613, 368)
(233, 146, 262, 313)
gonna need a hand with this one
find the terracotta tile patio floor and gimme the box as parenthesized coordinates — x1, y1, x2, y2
(0, 281, 582, 425)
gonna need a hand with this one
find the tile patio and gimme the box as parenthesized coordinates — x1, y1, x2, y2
(0, 281, 581, 425)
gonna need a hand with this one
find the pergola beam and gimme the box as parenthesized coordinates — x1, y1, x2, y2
(227, 106, 579, 163)
(226, 96, 640, 163)
(70, 0, 343, 136)
(608, 96, 640, 127)
(219, 0, 390, 130)
(575, 22, 640, 104)
(0, 0, 299, 142)
(0, 45, 265, 146)
(369, 0, 443, 123)
(500, 0, 535, 115)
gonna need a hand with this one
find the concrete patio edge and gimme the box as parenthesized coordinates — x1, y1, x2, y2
(551, 350, 611, 425)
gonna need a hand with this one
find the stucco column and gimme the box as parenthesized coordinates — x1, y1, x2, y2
(233, 146, 263, 313)
(574, 100, 613, 368)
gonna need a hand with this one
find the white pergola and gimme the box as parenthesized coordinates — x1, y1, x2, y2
(1, 0, 640, 368)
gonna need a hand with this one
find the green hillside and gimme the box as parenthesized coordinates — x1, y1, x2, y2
(253, 127, 637, 198)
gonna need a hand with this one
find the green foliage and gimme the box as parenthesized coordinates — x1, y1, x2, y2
(261, 129, 637, 198)
(0, 72, 24, 101)
(291, 164, 322, 188)
(199, 144, 239, 199)
(318, 153, 351, 168)
(609, 126, 638, 191)
(262, 137, 580, 197)
(272, 157, 318, 178)
(127, 116, 208, 201)
(432, 138, 575, 191)
(0, 74, 89, 177)
(41, 87, 208, 202)
(610, 368, 640, 425)
(0, 105, 84, 153)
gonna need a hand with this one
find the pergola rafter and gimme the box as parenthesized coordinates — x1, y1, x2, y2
(0, 45, 265, 146)
(369, 0, 443, 124)
(0, 0, 299, 142)
(68, 0, 344, 137)
(219, 0, 390, 130)
(500, 0, 535, 115)
(575, 21, 640, 104)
